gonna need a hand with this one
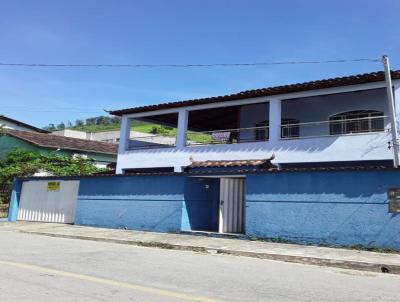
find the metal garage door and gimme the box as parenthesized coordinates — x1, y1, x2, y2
(17, 180, 79, 223)
(219, 178, 245, 234)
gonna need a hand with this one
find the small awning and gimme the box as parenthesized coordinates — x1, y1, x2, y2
(186, 156, 276, 170)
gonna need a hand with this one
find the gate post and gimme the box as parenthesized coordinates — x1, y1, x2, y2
(8, 179, 22, 221)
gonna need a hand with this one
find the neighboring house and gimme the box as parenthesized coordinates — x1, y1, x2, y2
(111, 70, 400, 174)
(52, 129, 121, 143)
(52, 128, 175, 144)
(51, 129, 88, 140)
(0, 129, 117, 168)
(0, 115, 49, 133)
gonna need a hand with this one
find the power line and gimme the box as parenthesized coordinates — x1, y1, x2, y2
(2, 106, 104, 111)
(0, 58, 381, 68)
(2, 109, 103, 113)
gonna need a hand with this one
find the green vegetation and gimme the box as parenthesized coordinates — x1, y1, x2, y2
(44, 116, 121, 132)
(72, 123, 121, 132)
(0, 149, 104, 212)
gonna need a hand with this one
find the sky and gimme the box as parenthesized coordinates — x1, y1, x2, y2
(0, 0, 399, 129)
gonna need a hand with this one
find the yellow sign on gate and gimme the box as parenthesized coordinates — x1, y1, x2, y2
(47, 181, 61, 192)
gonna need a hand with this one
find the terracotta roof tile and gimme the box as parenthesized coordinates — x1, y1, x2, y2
(110, 70, 400, 116)
(187, 158, 276, 169)
(4, 129, 118, 155)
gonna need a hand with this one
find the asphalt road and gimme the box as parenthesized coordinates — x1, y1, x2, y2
(0, 231, 399, 302)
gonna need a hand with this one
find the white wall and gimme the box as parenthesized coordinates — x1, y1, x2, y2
(89, 130, 120, 143)
(52, 129, 87, 139)
(53, 129, 154, 144)
(0, 119, 39, 132)
(116, 132, 393, 173)
(91, 130, 159, 143)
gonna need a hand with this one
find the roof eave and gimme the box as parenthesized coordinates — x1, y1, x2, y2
(109, 70, 400, 116)
(0, 115, 50, 133)
(4, 132, 117, 156)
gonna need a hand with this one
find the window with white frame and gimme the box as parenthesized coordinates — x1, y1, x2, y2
(329, 110, 384, 135)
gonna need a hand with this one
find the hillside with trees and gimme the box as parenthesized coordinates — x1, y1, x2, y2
(44, 116, 121, 132)
(44, 116, 176, 135)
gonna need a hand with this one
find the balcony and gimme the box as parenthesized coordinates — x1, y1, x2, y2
(122, 88, 390, 151)
(116, 87, 395, 174)
(125, 116, 387, 150)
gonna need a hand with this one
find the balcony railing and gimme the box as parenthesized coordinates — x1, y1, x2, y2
(281, 115, 388, 140)
(186, 125, 270, 146)
(125, 116, 388, 149)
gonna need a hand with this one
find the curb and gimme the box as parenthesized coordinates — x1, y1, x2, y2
(19, 230, 400, 275)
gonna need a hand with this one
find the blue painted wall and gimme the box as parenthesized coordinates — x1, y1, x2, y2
(10, 169, 400, 250)
(8, 179, 22, 221)
(246, 170, 400, 249)
(182, 178, 220, 231)
(75, 175, 186, 232)
(76, 175, 220, 232)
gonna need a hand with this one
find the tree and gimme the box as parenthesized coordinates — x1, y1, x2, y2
(44, 123, 56, 131)
(75, 119, 84, 127)
(56, 122, 65, 130)
(0, 148, 103, 205)
(86, 118, 97, 125)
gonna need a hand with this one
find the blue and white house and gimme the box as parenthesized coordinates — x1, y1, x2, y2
(8, 70, 400, 249)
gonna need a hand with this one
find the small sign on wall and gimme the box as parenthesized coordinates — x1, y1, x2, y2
(47, 181, 61, 192)
(388, 188, 400, 213)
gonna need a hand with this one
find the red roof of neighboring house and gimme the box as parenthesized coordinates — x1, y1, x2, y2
(110, 70, 400, 116)
(4, 129, 118, 155)
(0, 115, 50, 133)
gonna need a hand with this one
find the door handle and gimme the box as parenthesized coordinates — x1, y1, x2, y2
(220, 200, 224, 205)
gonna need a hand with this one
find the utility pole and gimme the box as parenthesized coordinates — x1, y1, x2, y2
(383, 55, 399, 168)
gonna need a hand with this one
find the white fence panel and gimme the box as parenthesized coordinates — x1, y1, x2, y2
(17, 180, 79, 223)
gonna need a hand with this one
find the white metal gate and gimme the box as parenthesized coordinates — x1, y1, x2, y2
(219, 178, 245, 233)
(17, 180, 79, 223)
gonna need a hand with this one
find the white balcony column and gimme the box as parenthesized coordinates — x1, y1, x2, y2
(116, 116, 132, 174)
(268, 98, 282, 142)
(118, 116, 132, 153)
(176, 109, 189, 148)
(394, 83, 400, 134)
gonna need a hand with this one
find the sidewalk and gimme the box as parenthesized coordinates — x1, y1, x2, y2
(1, 221, 400, 275)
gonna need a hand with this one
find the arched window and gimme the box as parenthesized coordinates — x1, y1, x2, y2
(329, 110, 384, 135)
(281, 118, 300, 138)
